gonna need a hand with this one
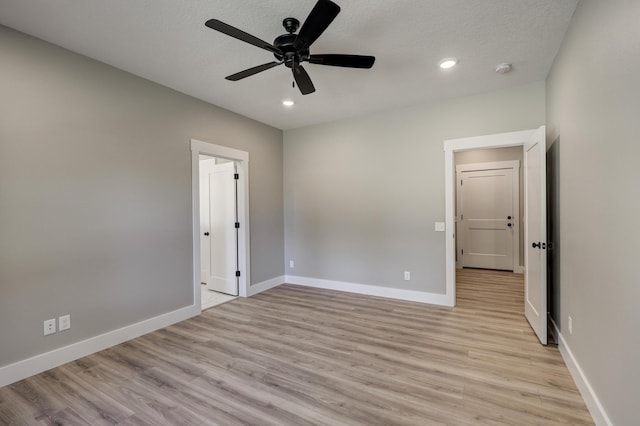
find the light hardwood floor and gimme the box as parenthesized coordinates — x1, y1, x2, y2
(0, 269, 593, 425)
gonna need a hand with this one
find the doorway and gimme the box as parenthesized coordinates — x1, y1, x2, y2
(200, 157, 238, 295)
(199, 156, 239, 308)
(444, 127, 548, 344)
(455, 158, 521, 272)
(191, 139, 250, 312)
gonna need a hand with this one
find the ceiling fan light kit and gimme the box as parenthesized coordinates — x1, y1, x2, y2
(205, 0, 375, 95)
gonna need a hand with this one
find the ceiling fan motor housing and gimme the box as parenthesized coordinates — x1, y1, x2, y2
(274, 31, 309, 67)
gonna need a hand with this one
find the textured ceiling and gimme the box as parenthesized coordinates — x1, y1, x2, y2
(0, 0, 578, 130)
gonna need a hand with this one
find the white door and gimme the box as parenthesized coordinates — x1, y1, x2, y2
(524, 126, 547, 344)
(199, 159, 215, 283)
(460, 169, 514, 270)
(201, 161, 238, 296)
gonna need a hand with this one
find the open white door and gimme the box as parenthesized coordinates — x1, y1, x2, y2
(205, 161, 238, 296)
(524, 126, 547, 344)
(199, 159, 215, 283)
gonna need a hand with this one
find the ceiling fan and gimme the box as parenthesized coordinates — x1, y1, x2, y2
(205, 0, 375, 95)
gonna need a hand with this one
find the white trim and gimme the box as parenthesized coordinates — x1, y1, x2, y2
(286, 276, 451, 306)
(0, 304, 198, 388)
(444, 129, 536, 306)
(456, 160, 521, 273)
(550, 320, 612, 426)
(513, 265, 525, 274)
(190, 139, 250, 300)
(236, 161, 250, 298)
(247, 275, 285, 296)
(191, 152, 203, 309)
(191, 139, 249, 162)
(444, 148, 456, 306)
(444, 129, 536, 152)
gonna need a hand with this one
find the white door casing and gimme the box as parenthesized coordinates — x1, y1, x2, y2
(524, 126, 548, 344)
(458, 167, 515, 271)
(191, 139, 250, 308)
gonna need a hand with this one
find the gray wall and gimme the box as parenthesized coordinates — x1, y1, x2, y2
(0, 26, 284, 368)
(546, 1, 640, 424)
(455, 147, 524, 267)
(284, 81, 544, 293)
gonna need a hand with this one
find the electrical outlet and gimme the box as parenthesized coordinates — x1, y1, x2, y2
(289, 260, 295, 268)
(44, 319, 56, 336)
(434, 222, 445, 232)
(59, 314, 71, 332)
(568, 316, 573, 335)
(404, 271, 411, 281)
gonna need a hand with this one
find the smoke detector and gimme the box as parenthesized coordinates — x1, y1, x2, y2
(495, 63, 513, 74)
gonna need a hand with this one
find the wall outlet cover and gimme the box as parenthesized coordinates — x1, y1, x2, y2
(435, 222, 445, 232)
(44, 319, 56, 336)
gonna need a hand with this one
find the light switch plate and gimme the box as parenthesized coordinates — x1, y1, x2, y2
(435, 222, 445, 232)
(59, 314, 71, 331)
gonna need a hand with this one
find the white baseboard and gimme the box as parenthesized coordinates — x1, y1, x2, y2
(0, 304, 199, 388)
(285, 275, 450, 306)
(550, 320, 612, 426)
(247, 275, 284, 296)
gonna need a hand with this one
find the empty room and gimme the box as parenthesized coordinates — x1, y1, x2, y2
(0, 1, 637, 425)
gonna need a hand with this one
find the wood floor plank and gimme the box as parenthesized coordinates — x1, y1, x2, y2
(0, 268, 593, 425)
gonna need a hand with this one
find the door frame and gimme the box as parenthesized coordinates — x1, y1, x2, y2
(443, 129, 537, 307)
(456, 160, 521, 272)
(191, 139, 250, 310)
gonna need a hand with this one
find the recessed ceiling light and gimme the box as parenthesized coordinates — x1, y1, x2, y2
(439, 58, 458, 69)
(282, 99, 295, 107)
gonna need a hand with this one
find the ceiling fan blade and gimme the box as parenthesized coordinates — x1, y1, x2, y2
(205, 19, 282, 55)
(309, 54, 375, 69)
(295, 0, 341, 49)
(225, 62, 282, 81)
(293, 64, 316, 95)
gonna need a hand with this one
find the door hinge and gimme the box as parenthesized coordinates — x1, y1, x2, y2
(235, 222, 240, 229)
(461, 179, 463, 186)
(234, 173, 239, 180)
(235, 270, 241, 277)
(461, 249, 464, 255)
(461, 214, 463, 220)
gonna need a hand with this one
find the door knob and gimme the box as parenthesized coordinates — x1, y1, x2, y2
(204, 232, 210, 236)
(507, 216, 512, 220)
(507, 223, 512, 227)
(532, 242, 540, 248)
